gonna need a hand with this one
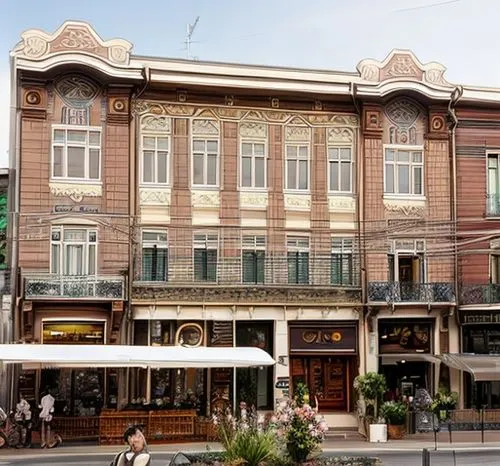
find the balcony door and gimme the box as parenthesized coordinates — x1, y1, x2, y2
(51, 227, 97, 276)
(389, 253, 425, 301)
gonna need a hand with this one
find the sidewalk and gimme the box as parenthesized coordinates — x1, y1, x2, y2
(3, 433, 500, 460)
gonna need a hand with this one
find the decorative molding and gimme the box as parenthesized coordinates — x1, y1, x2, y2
(285, 125, 311, 142)
(383, 198, 426, 217)
(357, 50, 450, 87)
(13, 21, 132, 66)
(239, 122, 267, 138)
(240, 192, 268, 209)
(363, 107, 383, 136)
(285, 193, 311, 210)
(141, 115, 171, 132)
(328, 196, 355, 212)
(54, 74, 100, 108)
(139, 187, 171, 205)
(132, 101, 359, 127)
(328, 127, 354, 144)
(192, 119, 220, 136)
(192, 190, 220, 208)
(132, 285, 362, 304)
(49, 182, 102, 203)
(21, 87, 47, 119)
(385, 98, 421, 127)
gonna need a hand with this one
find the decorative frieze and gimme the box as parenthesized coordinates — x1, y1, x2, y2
(192, 119, 220, 136)
(285, 194, 311, 210)
(192, 190, 220, 208)
(49, 182, 102, 203)
(328, 127, 354, 144)
(239, 122, 267, 138)
(328, 196, 355, 212)
(285, 125, 311, 142)
(240, 192, 268, 209)
(139, 187, 171, 205)
(383, 198, 426, 217)
(141, 115, 171, 132)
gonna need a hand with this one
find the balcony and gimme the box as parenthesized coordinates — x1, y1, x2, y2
(24, 274, 125, 300)
(132, 254, 361, 304)
(368, 281, 455, 304)
(460, 284, 500, 306)
(486, 194, 500, 217)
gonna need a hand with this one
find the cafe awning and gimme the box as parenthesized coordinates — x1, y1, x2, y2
(380, 353, 442, 365)
(440, 353, 500, 381)
(0, 344, 275, 370)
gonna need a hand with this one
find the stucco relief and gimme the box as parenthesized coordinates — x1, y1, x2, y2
(285, 194, 311, 210)
(139, 187, 171, 205)
(328, 196, 355, 212)
(240, 192, 268, 209)
(49, 182, 102, 203)
(141, 115, 171, 132)
(54, 74, 100, 108)
(285, 126, 311, 142)
(192, 119, 220, 135)
(12, 21, 132, 66)
(192, 191, 220, 208)
(383, 198, 426, 217)
(239, 122, 267, 138)
(328, 127, 354, 144)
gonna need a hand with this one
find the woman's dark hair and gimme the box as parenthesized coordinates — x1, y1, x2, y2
(123, 424, 144, 443)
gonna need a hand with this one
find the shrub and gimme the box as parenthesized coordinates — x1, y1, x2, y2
(381, 401, 407, 425)
(353, 373, 387, 421)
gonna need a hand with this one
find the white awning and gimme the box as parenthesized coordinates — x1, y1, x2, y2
(380, 353, 442, 365)
(441, 353, 500, 381)
(0, 344, 275, 370)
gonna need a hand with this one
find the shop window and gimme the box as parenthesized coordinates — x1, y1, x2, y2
(141, 231, 168, 281)
(242, 235, 265, 284)
(236, 322, 273, 410)
(287, 236, 309, 284)
(378, 321, 431, 354)
(42, 321, 104, 344)
(51, 226, 97, 276)
(193, 233, 218, 282)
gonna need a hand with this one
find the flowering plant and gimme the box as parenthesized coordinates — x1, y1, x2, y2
(431, 390, 458, 421)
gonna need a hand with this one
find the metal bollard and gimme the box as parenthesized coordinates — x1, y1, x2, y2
(422, 448, 430, 466)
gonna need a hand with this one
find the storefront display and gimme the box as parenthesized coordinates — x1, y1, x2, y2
(289, 323, 358, 412)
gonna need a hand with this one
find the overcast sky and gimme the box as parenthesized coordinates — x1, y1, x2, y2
(1, 0, 499, 168)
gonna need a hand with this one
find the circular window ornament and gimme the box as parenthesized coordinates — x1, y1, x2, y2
(175, 323, 203, 348)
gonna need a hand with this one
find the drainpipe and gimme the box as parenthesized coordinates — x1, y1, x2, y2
(350, 83, 368, 374)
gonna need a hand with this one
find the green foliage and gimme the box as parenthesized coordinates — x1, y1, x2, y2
(293, 382, 310, 407)
(225, 429, 277, 466)
(380, 401, 407, 425)
(353, 372, 387, 421)
(431, 389, 458, 420)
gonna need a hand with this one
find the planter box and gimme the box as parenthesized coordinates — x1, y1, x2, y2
(369, 423, 387, 443)
(387, 423, 405, 440)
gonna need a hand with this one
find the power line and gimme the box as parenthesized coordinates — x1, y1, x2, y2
(394, 0, 463, 13)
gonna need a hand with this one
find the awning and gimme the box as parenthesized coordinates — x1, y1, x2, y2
(0, 344, 275, 370)
(441, 353, 500, 381)
(380, 353, 442, 365)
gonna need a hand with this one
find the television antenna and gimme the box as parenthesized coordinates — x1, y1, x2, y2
(185, 16, 200, 60)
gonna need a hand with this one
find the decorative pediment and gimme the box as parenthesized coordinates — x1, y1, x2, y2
(12, 21, 132, 66)
(357, 50, 451, 86)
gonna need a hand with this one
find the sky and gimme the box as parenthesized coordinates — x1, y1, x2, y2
(1, 0, 500, 168)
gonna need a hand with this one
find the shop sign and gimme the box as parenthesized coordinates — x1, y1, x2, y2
(53, 205, 99, 213)
(378, 321, 431, 354)
(289, 325, 357, 354)
(275, 377, 289, 390)
(461, 312, 500, 324)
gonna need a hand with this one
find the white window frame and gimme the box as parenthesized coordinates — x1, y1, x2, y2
(328, 146, 353, 193)
(50, 226, 98, 276)
(383, 144, 424, 197)
(140, 134, 170, 185)
(51, 125, 102, 182)
(285, 143, 310, 191)
(240, 140, 267, 189)
(191, 138, 220, 187)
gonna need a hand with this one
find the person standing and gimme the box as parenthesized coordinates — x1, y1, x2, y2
(15, 395, 32, 447)
(39, 388, 55, 448)
(109, 425, 151, 466)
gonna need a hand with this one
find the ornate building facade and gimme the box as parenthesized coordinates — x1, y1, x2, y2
(9, 21, 500, 429)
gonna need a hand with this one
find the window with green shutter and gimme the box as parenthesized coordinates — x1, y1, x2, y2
(194, 233, 218, 282)
(242, 235, 266, 284)
(141, 231, 168, 281)
(287, 237, 309, 284)
(331, 238, 353, 285)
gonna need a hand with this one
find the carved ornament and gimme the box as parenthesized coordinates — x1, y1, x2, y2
(192, 119, 220, 136)
(54, 74, 100, 108)
(13, 21, 132, 66)
(49, 182, 102, 203)
(132, 284, 362, 304)
(139, 187, 171, 205)
(239, 122, 267, 138)
(328, 127, 354, 144)
(385, 98, 421, 127)
(328, 196, 355, 212)
(192, 190, 220, 208)
(240, 192, 268, 209)
(141, 115, 171, 132)
(383, 198, 426, 217)
(285, 126, 311, 142)
(285, 194, 311, 210)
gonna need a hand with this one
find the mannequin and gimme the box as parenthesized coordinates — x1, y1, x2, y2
(39, 389, 55, 448)
(15, 395, 32, 447)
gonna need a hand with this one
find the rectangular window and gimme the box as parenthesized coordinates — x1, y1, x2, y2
(328, 147, 352, 192)
(241, 142, 266, 188)
(194, 233, 218, 281)
(141, 231, 168, 281)
(488, 154, 500, 216)
(51, 227, 97, 275)
(331, 238, 354, 285)
(242, 235, 266, 283)
(286, 145, 309, 190)
(52, 126, 101, 180)
(142, 136, 169, 184)
(287, 236, 309, 284)
(384, 148, 423, 195)
(193, 139, 219, 186)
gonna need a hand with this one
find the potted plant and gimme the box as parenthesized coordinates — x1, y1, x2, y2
(381, 400, 407, 439)
(353, 372, 387, 442)
(431, 389, 458, 422)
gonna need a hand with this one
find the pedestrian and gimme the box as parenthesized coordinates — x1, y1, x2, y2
(109, 425, 151, 466)
(39, 388, 55, 448)
(15, 394, 32, 447)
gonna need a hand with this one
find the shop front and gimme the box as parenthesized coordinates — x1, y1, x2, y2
(461, 310, 500, 408)
(288, 322, 358, 412)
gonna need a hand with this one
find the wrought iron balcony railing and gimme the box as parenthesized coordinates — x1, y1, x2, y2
(460, 283, 500, 305)
(24, 274, 125, 300)
(486, 194, 500, 217)
(134, 253, 360, 287)
(368, 281, 455, 303)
